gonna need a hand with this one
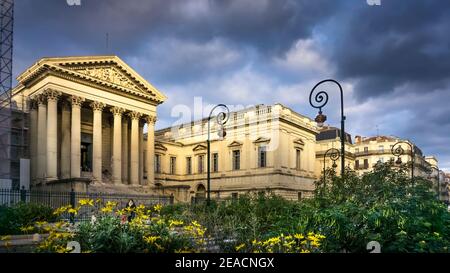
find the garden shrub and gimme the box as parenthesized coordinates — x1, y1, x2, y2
(0, 202, 58, 235)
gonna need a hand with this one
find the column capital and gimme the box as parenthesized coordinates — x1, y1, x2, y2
(36, 94, 47, 106)
(128, 111, 142, 120)
(144, 115, 157, 125)
(90, 101, 106, 112)
(29, 99, 38, 110)
(70, 95, 85, 108)
(110, 106, 126, 116)
(44, 89, 61, 102)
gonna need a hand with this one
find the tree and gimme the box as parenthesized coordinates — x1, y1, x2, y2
(298, 162, 450, 253)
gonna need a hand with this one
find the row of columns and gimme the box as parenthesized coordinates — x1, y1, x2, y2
(30, 89, 157, 186)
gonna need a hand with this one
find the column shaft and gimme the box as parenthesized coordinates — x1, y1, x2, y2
(129, 112, 141, 185)
(71, 96, 84, 178)
(29, 101, 38, 183)
(139, 123, 144, 185)
(111, 107, 124, 184)
(37, 96, 47, 180)
(146, 116, 156, 184)
(46, 91, 60, 180)
(91, 102, 105, 183)
(121, 118, 129, 183)
(60, 101, 71, 179)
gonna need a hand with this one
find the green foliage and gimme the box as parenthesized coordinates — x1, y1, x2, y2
(0, 202, 58, 235)
(160, 193, 313, 252)
(303, 162, 450, 252)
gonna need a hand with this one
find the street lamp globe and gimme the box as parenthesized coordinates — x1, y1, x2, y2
(315, 111, 327, 128)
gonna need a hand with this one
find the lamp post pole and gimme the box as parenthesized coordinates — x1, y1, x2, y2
(207, 104, 229, 206)
(391, 141, 415, 181)
(323, 148, 340, 188)
(310, 79, 346, 176)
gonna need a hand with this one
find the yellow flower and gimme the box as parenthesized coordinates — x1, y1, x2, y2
(67, 208, 79, 215)
(1, 235, 11, 241)
(20, 226, 35, 233)
(53, 205, 71, 216)
(235, 243, 245, 251)
(294, 234, 304, 240)
(35, 221, 48, 227)
(78, 199, 94, 207)
(169, 220, 184, 228)
(300, 249, 311, 253)
(153, 204, 162, 212)
(143, 235, 160, 244)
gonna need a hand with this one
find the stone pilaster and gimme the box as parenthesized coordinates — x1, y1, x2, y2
(145, 115, 157, 184)
(110, 107, 125, 184)
(90, 101, 106, 183)
(129, 111, 141, 185)
(70, 96, 85, 178)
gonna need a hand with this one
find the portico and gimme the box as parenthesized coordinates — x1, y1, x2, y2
(14, 56, 166, 189)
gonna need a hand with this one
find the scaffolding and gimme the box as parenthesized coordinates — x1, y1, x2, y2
(0, 0, 26, 190)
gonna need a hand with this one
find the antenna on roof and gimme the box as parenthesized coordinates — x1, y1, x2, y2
(106, 33, 109, 53)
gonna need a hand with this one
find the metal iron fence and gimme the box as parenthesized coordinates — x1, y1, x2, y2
(0, 188, 173, 222)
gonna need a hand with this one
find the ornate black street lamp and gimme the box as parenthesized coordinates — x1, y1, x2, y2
(310, 79, 346, 176)
(391, 141, 415, 180)
(323, 148, 340, 188)
(207, 104, 230, 205)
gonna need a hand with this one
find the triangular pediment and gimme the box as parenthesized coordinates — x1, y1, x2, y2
(193, 144, 207, 152)
(17, 56, 166, 104)
(253, 137, 270, 144)
(228, 141, 243, 148)
(294, 138, 305, 149)
(155, 142, 168, 152)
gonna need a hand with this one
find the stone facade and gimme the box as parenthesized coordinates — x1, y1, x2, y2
(11, 56, 165, 193)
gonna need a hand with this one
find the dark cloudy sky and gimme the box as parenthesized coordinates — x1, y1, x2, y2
(12, 0, 450, 171)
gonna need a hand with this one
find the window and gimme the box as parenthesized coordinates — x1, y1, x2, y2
(298, 192, 302, 201)
(364, 147, 369, 154)
(212, 153, 219, 172)
(170, 157, 176, 175)
(232, 150, 240, 170)
(155, 154, 161, 173)
(364, 159, 369, 169)
(355, 160, 360, 169)
(378, 157, 384, 163)
(198, 155, 204, 173)
(186, 157, 192, 175)
(296, 149, 301, 170)
(258, 146, 267, 168)
(355, 148, 359, 153)
(232, 192, 239, 200)
(379, 145, 384, 153)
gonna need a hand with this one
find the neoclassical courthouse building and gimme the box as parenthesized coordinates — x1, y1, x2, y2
(8, 56, 448, 203)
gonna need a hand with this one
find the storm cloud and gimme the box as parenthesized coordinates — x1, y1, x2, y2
(11, 0, 450, 171)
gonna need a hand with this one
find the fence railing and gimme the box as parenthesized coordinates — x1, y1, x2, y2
(0, 188, 173, 222)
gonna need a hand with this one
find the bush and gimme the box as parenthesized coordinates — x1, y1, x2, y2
(0, 202, 58, 235)
(300, 162, 450, 252)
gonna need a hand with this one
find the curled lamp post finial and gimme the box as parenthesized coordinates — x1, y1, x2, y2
(323, 148, 341, 188)
(309, 79, 346, 176)
(391, 141, 415, 181)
